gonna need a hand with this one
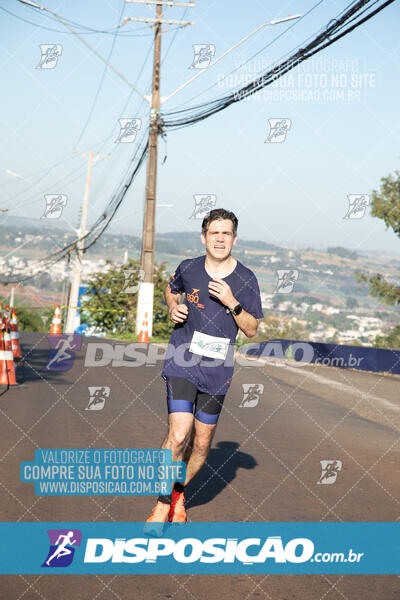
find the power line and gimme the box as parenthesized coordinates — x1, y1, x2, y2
(73, 0, 127, 150)
(1, 5, 166, 36)
(161, 0, 395, 130)
(169, 0, 327, 111)
(3, 0, 395, 286)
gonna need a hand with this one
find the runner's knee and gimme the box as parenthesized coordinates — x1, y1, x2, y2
(168, 427, 191, 448)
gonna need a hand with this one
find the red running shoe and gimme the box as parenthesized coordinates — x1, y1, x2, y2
(168, 490, 187, 523)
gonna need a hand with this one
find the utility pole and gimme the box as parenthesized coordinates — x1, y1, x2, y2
(137, 0, 162, 337)
(65, 150, 110, 334)
(124, 8, 300, 338)
(123, 0, 194, 337)
(17, 1, 301, 338)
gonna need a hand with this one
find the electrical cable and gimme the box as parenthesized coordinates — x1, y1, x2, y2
(169, 0, 327, 111)
(161, 0, 395, 130)
(73, 0, 127, 150)
(1, 5, 165, 36)
(3, 0, 395, 285)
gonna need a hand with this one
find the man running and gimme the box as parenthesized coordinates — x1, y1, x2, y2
(45, 531, 77, 566)
(145, 208, 264, 530)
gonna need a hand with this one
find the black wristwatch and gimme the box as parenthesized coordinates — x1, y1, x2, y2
(226, 303, 242, 316)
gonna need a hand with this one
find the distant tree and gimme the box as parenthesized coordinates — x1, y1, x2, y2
(327, 246, 358, 260)
(247, 315, 308, 344)
(346, 297, 359, 309)
(374, 325, 400, 350)
(356, 169, 400, 306)
(80, 259, 174, 339)
(355, 168, 400, 348)
(271, 294, 281, 309)
(13, 306, 54, 332)
(16, 308, 45, 332)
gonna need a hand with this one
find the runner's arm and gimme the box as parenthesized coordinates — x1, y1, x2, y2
(165, 283, 180, 309)
(165, 284, 188, 323)
(230, 308, 260, 338)
(208, 278, 260, 337)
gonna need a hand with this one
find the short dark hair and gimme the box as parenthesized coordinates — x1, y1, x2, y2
(201, 208, 238, 237)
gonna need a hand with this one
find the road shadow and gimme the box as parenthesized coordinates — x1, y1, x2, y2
(185, 441, 257, 508)
(12, 334, 84, 385)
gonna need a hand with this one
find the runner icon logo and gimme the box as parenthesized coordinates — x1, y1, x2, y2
(343, 194, 370, 219)
(43, 334, 82, 372)
(42, 529, 82, 568)
(189, 44, 216, 69)
(190, 194, 217, 219)
(115, 118, 142, 143)
(239, 383, 264, 408)
(41, 194, 67, 219)
(274, 270, 299, 294)
(317, 460, 342, 485)
(86, 386, 110, 411)
(265, 118, 291, 143)
(36, 44, 62, 69)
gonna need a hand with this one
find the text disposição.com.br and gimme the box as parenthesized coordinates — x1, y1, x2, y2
(83, 536, 365, 565)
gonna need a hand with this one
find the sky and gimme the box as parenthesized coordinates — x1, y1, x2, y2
(0, 0, 400, 257)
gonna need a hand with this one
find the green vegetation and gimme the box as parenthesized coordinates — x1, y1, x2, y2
(356, 168, 400, 348)
(0, 297, 54, 332)
(80, 259, 174, 339)
(327, 246, 359, 260)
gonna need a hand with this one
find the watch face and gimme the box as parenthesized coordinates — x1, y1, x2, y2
(233, 304, 242, 315)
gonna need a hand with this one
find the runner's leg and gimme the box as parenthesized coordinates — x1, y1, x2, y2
(161, 412, 194, 463)
(183, 390, 225, 485)
(145, 376, 196, 529)
(168, 390, 225, 523)
(183, 419, 217, 485)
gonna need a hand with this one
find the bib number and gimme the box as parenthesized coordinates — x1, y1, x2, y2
(189, 330, 230, 360)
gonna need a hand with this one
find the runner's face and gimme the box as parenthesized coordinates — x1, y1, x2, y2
(201, 219, 237, 260)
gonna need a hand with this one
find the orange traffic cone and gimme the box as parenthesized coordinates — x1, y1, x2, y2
(2, 313, 9, 330)
(49, 304, 62, 335)
(137, 312, 150, 344)
(0, 330, 17, 386)
(10, 309, 22, 360)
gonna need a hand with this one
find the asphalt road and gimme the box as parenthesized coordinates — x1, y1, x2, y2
(0, 332, 399, 600)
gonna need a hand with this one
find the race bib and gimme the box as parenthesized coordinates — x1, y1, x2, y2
(189, 330, 230, 360)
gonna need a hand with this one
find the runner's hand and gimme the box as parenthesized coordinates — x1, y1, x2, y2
(208, 278, 236, 309)
(169, 303, 188, 323)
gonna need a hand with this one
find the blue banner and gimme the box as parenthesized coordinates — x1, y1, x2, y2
(239, 339, 400, 374)
(0, 522, 398, 574)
